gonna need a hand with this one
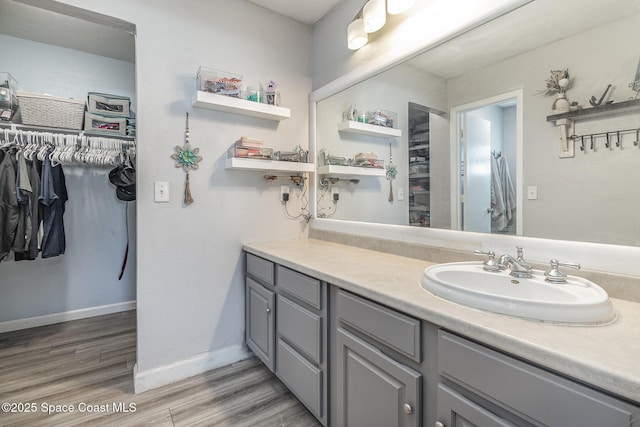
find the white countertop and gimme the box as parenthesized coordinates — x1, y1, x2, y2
(244, 238, 640, 404)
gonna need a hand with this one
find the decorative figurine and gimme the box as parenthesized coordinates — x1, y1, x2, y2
(171, 112, 202, 204)
(265, 80, 278, 105)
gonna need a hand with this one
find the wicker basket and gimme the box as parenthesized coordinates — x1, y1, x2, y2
(17, 91, 85, 130)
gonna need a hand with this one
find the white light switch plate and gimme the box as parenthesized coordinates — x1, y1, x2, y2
(527, 186, 538, 200)
(397, 187, 404, 201)
(154, 181, 170, 203)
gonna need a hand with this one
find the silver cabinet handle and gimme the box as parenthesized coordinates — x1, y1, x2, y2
(435, 422, 445, 427)
(403, 403, 413, 414)
(266, 307, 271, 313)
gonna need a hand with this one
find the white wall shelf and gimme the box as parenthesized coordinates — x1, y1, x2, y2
(317, 165, 386, 177)
(337, 120, 402, 138)
(225, 157, 314, 173)
(192, 91, 291, 121)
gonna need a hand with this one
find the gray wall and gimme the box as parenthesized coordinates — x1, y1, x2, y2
(46, 0, 313, 388)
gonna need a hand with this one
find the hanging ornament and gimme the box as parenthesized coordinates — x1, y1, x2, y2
(171, 112, 202, 204)
(386, 142, 397, 202)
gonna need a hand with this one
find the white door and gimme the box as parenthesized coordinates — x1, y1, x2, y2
(462, 113, 492, 233)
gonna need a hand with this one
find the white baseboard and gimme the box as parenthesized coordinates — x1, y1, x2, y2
(133, 344, 252, 394)
(0, 301, 136, 333)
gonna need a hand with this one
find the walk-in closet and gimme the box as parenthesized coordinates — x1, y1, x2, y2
(0, 1, 137, 335)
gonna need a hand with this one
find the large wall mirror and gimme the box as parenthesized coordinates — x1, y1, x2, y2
(311, 0, 640, 271)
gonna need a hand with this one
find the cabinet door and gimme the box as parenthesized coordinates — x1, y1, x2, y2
(245, 277, 275, 371)
(336, 328, 421, 427)
(437, 383, 517, 427)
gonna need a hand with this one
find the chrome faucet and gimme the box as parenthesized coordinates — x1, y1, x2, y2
(498, 246, 533, 278)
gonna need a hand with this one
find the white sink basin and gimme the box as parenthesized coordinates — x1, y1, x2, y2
(420, 262, 616, 325)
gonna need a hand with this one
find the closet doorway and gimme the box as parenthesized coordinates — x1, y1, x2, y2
(0, 1, 137, 345)
(450, 90, 523, 236)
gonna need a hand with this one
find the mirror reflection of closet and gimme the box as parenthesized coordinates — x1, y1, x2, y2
(0, 1, 136, 332)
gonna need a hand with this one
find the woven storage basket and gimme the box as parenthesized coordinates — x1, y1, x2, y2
(17, 92, 85, 130)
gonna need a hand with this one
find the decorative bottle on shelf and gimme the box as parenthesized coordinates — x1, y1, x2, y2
(552, 77, 571, 113)
(552, 93, 571, 113)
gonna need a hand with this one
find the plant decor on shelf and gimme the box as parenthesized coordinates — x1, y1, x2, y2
(537, 69, 575, 113)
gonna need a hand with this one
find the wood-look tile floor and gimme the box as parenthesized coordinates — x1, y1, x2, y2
(0, 311, 321, 426)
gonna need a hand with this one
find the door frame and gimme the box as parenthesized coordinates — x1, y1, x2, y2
(449, 89, 524, 235)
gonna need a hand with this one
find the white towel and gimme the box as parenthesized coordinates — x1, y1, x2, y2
(490, 155, 516, 231)
(499, 155, 516, 225)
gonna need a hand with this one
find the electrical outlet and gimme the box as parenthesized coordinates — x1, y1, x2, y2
(280, 185, 290, 202)
(154, 181, 170, 203)
(331, 186, 339, 202)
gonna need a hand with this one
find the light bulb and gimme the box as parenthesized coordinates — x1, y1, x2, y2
(347, 18, 368, 50)
(387, 0, 415, 15)
(363, 0, 386, 33)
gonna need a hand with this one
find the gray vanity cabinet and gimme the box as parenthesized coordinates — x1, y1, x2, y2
(334, 289, 422, 427)
(245, 254, 276, 371)
(275, 265, 327, 424)
(437, 331, 640, 427)
(245, 254, 328, 424)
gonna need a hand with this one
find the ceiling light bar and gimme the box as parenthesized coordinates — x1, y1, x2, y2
(348, 0, 415, 50)
(387, 0, 415, 15)
(347, 17, 368, 50)
(363, 0, 386, 33)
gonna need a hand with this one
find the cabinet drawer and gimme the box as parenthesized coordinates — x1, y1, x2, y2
(337, 290, 421, 362)
(277, 294, 322, 364)
(277, 265, 321, 309)
(277, 338, 323, 419)
(439, 331, 637, 427)
(246, 253, 274, 286)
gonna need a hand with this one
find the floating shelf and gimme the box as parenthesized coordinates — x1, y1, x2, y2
(317, 165, 386, 177)
(225, 157, 313, 173)
(192, 91, 291, 121)
(409, 173, 430, 179)
(546, 99, 640, 122)
(337, 120, 402, 138)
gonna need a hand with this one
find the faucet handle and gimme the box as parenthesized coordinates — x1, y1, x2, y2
(474, 250, 501, 272)
(545, 259, 581, 283)
(515, 246, 532, 268)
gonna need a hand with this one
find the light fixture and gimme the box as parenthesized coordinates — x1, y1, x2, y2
(348, 0, 415, 50)
(347, 18, 368, 50)
(363, 0, 386, 33)
(387, 0, 415, 15)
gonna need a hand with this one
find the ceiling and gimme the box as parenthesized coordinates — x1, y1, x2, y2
(247, 0, 343, 25)
(0, 0, 341, 64)
(0, 0, 135, 62)
(407, 0, 639, 80)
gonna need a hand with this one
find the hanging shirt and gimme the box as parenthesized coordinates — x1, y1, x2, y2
(13, 150, 33, 254)
(14, 158, 42, 261)
(40, 148, 68, 258)
(0, 149, 19, 261)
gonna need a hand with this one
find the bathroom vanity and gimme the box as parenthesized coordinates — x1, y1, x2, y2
(244, 239, 640, 427)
